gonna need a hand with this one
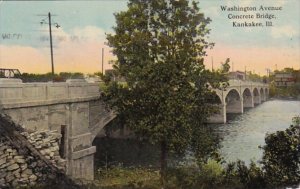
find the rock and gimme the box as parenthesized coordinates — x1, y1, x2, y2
(14, 155, 23, 159)
(0, 178, 6, 186)
(7, 163, 19, 171)
(0, 145, 7, 152)
(11, 180, 19, 188)
(20, 163, 28, 170)
(49, 152, 54, 157)
(0, 162, 9, 169)
(29, 162, 37, 168)
(0, 157, 6, 166)
(18, 178, 28, 185)
(29, 174, 37, 182)
(6, 149, 12, 153)
(16, 158, 26, 164)
(0, 170, 7, 178)
(0, 153, 9, 159)
(40, 150, 46, 155)
(12, 168, 20, 176)
(11, 149, 17, 155)
(9, 159, 16, 164)
(22, 168, 32, 176)
(5, 173, 14, 183)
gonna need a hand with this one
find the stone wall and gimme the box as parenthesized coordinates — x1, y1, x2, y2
(0, 129, 66, 188)
(0, 113, 82, 188)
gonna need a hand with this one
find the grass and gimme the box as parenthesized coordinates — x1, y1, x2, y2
(94, 167, 160, 189)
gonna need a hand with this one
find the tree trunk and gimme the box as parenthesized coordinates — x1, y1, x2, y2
(160, 140, 167, 188)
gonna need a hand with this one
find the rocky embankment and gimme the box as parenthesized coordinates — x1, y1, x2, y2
(0, 114, 82, 189)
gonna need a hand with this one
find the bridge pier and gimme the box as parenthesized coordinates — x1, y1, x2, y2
(226, 95, 243, 114)
(243, 95, 254, 108)
(253, 95, 261, 105)
(207, 103, 226, 124)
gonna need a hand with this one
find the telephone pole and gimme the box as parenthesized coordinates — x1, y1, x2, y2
(40, 12, 60, 79)
(48, 12, 54, 77)
(102, 48, 104, 74)
(211, 57, 214, 71)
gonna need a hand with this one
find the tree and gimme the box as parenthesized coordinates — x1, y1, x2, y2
(220, 58, 231, 74)
(260, 117, 300, 187)
(105, 0, 221, 186)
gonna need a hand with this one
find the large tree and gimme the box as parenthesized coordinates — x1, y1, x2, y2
(105, 0, 221, 185)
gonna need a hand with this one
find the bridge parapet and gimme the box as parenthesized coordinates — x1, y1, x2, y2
(228, 79, 268, 87)
(0, 78, 100, 109)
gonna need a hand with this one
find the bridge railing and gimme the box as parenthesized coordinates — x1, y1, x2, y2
(228, 79, 268, 87)
(0, 78, 100, 107)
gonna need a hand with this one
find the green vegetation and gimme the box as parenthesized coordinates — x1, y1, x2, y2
(20, 72, 84, 82)
(94, 167, 160, 189)
(103, 0, 225, 186)
(93, 116, 300, 189)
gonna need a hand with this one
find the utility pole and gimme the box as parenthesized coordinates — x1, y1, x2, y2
(211, 57, 214, 71)
(102, 48, 104, 74)
(48, 12, 54, 77)
(40, 12, 60, 79)
(232, 62, 234, 72)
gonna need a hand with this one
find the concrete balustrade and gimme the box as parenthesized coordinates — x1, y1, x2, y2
(0, 79, 100, 109)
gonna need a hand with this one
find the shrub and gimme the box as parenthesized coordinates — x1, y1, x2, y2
(261, 123, 300, 187)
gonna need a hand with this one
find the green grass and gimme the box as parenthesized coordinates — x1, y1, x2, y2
(94, 167, 160, 189)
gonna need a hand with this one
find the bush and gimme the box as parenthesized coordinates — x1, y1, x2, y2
(199, 160, 224, 187)
(261, 124, 300, 187)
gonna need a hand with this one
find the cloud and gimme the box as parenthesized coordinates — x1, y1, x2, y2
(0, 26, 115, 74)
(271, 25, 299, 38)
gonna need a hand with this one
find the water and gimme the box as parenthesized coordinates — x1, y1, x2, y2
(214, 99, 300, 164)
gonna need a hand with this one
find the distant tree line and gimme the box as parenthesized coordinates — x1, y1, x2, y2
(20, 72, 84, 82)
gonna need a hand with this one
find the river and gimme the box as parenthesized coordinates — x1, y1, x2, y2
(94, 99, 300, 167)
(214, 99, 300, 164)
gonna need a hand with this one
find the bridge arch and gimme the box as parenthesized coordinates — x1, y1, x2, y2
(225, 89, 243, 114)
(242, 88, 253, 108)
(253, 88, 261, 105)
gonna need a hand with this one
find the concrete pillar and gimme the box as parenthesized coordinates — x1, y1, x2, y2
(243, 95, 254, 108)
(226, 97, 243, 114)
(207, 103, 226, 124)
(253, 95, 261, 105)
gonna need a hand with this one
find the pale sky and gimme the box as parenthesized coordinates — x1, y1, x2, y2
(0, 0, 299, 75)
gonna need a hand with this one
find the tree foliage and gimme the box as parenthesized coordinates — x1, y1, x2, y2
(220, 58, 231, 74)
(20, 72, 84, 82)
(260, 120, 300, 187)
(104, 0, 223, 184)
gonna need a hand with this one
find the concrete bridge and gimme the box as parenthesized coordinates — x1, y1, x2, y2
(0, 78, 115, 180)
(0, 78, 268, 181)
(208, 80, 269, 123)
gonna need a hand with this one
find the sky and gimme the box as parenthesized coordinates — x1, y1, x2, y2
(0, 0, 299, 75)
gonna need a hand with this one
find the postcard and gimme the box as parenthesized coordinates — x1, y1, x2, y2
(0, 0, 299, 188)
